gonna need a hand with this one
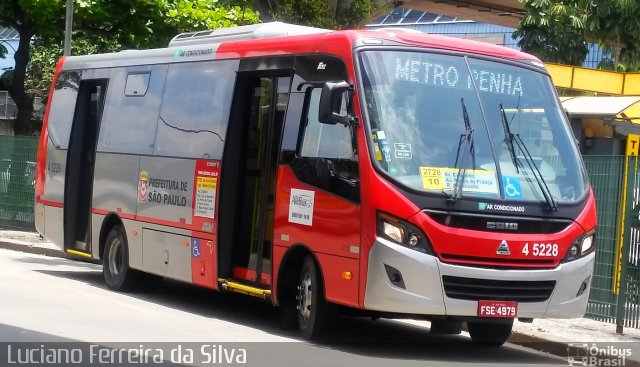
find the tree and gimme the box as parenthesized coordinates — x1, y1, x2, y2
(513, 0, 588, 66)
(585, 0, 640, 70)
(515, 0, 640, 70)
(256, 0, 381, 29)
(0, 1, 258, 227)
(0, 0, 260, 135)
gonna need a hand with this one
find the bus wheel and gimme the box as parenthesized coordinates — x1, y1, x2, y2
(103, 225, 139, 291)
(296, 255, 333, 340)
(467, 319, 513, 347)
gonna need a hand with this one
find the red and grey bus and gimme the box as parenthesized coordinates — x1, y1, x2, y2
(35, 22, 597, 345)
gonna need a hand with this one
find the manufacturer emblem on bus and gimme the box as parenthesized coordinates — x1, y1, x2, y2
(496, 240, 511, 255)
(487, 221, 518, 230)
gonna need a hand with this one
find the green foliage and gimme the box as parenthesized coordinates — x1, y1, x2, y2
(514, 0, 588, 66)
(516, 0, 640, 70)
(275, 0, 377, 29)
(0, 0, 261, 134)
(0, 69, 12, 90)
(166, 0, 260, 30)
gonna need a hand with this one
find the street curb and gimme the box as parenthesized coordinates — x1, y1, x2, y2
(0, 240, 67, 259)
(509, 329, 640, 367)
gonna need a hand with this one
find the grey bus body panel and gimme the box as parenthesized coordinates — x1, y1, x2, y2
(61, 44, 222, 71)
(364, 237, 595, 318)
(142, 228, 193, 282)
(92, 153, 139, 217)
(137, 156, 196, 224)
(42, 141, 66, 247)
(43, 206, 64, 247)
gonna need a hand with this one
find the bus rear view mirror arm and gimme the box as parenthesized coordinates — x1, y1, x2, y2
(319, 81, 358, 127)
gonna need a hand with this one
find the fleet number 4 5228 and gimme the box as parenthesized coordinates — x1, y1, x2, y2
(521, 243, 558, 257)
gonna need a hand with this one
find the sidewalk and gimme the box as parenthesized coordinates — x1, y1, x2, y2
(1, 230, 639, 365)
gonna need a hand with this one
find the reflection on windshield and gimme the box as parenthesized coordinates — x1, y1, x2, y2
(360, 51, 588, 204)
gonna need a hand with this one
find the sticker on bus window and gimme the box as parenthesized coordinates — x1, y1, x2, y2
(289, 188, 314, 226)
(502, 176, 522, 198)
(374, 143, 383, 161)
(419, 166, 498, 193)
(137, 171, 148, 202)
(394, 143, 412, 159)
(377, 130, 386, 140)
(379, 139, 391, 162)
(195, 176, 217, 218)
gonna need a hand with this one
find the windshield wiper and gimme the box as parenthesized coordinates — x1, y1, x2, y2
(446, 98, 476, 202)
(499, 105, 558, 212)
(499, 103, 519, 173)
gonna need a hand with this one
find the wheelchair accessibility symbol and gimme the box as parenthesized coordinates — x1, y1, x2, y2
(191, 238, 201, 258)
(502, 176, 522, 198)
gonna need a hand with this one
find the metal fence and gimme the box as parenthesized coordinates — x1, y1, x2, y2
(619, 155, 640, 330)
(584, 155, 624, 323)
(0, 91, 18, 120)
(583, 155, 640, 332)
(0, 135, 37, 231)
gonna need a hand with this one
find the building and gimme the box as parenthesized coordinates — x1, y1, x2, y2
(366, 7, 606, 69)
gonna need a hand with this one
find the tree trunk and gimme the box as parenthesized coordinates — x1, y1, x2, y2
(614, 34, 622, 70)
(8, 25, 34, 136)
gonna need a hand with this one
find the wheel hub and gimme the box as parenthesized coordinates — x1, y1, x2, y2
(297, 272, 312, 323)
(108, 239, 123, 276)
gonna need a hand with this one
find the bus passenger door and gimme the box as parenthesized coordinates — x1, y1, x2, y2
(220, 75, 290, 287)
(63, 80, 107, 256)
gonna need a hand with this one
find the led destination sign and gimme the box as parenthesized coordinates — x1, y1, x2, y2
(394, 58, 524, 97)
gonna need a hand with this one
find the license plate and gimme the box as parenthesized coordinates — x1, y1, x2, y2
(477, 300, 518, 318)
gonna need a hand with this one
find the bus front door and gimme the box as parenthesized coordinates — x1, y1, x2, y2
(63, 80, 106, 256)
(220, 75, 290, 287)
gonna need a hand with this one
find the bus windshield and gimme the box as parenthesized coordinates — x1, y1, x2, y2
(359, 50, 588, 204)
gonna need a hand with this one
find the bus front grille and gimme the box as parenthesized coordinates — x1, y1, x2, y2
(442, 275, 556, 303)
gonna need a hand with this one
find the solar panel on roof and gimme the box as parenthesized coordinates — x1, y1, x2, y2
(419, 13, 439, 23)
(0, 27, 19, 40)
(400, 10, 424, 24)
(382, 8, 405, 24)
(436, 15, 456, 22)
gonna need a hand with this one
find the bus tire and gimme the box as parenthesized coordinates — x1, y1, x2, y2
(296, 255, 334, 340)
(467, 319, 513, 347)
(102, 225, 140, 291)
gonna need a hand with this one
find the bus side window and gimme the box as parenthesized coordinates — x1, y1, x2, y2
(154, 60, 238, 159)
(294, 88, 360, 203)
(300, 88, 354, 160)
(47, 71, 82, 149)
(98, 66, 166, 155)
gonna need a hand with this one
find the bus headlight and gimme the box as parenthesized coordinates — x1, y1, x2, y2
(382, 221, 404, 243)
(581, 235, 594, 254)
(563, 231, 596, 263)
(377, 212, 433, 255)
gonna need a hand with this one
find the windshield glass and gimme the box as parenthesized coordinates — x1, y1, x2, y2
(359, 50, 588, 204)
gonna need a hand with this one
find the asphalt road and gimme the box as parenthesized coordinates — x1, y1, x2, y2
(0, 249, 566, 366)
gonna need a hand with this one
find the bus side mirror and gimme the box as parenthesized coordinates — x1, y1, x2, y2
(319, 81, 357, 126)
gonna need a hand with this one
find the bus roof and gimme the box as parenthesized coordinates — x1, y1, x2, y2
(61, 23, 539, 71)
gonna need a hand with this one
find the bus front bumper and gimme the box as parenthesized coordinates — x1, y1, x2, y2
(363, 237, 595, 319)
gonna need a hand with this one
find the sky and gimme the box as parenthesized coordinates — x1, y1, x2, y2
(0, 40, 17, 77)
